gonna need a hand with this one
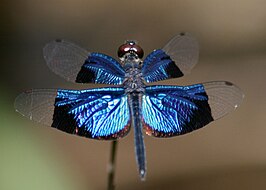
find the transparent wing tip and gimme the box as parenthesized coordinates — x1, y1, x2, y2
(43, 39, 66, 60)
(14, 90, 34, 119)
(162, 32, 199, 75)
(204, 81, 244, 120)
(223, 81, 245, 107)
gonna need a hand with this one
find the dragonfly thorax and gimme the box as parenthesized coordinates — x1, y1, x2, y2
(123, 63, 145, 93)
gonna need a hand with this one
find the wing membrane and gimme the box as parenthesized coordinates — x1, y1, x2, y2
(15, 87, 131, 140)
(142, 33, 199, 83)
(76, 53, 125, 84)
(15, 89, 57, 126)
(142, 81, 243, 137)
(44, 40, 125, 85)
(203, 81, 244, 120)
(43, 40, 89, 82)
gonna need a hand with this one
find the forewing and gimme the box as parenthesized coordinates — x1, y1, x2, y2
(44, 40, 125, 85)
(142, 81, 243, 137)
(142, 33, 199, 83)
(15, 87, 131, 140)
(76, 53, 125, 84)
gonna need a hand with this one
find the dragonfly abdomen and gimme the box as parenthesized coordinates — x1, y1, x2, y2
(128, 92, 146, 180)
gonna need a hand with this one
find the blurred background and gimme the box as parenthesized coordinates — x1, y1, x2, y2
(1, 0, 266, 189)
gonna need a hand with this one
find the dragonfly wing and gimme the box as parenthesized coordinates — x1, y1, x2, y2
(15, 87, 131, 140)
(14, 89, 58, 127)
(44, 40, 125, 85)
(142, 81, 243, 137)
(142, 33, 198, 83)
(76, 53, 125, 85)
(203, 81, 244, 120)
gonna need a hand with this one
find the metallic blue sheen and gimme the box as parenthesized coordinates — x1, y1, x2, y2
(142, 50, 166, 70)
(142, 84, 210, 136)
(83, 53, 126, 84)
(142, 49, 182, 83)
(55, 87, 130, 138)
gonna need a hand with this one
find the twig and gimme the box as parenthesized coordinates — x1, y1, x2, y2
(107, 140, 118, 190)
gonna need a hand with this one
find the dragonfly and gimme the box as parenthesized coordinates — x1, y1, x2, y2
(15, 33, 244, 180)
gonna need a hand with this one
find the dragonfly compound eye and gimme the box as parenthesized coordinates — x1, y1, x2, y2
(117, 40, 144, 59)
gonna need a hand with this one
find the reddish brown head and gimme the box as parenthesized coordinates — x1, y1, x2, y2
(117, 40, 144, 59)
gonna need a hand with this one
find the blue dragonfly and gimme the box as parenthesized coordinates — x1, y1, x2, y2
(15, 33, 243, 180)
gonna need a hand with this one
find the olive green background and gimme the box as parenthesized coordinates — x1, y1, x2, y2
(1, 0, 266, 189)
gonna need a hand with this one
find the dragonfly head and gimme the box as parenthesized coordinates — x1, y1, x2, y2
(117, 40, 144, 62)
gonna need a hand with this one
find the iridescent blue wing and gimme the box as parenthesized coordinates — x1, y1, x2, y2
(142, 81, 244, 137)
(142, 33, 199, 83)
(44, 40, 125, 85)
(76, 53, 125, 84)
(14, 87, 131, 140)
